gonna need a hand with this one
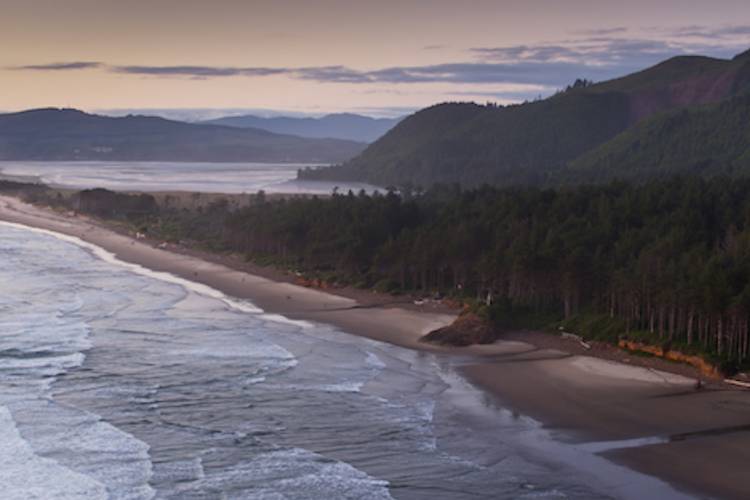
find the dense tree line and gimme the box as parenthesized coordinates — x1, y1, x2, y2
(37, 179, 750, 369)
(73, 188, 158, 217)
(211, 179, 750, 368)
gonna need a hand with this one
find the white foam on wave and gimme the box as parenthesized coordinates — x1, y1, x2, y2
(1, 223, 304, 381)
(0, 305, 92, 396)
(416, 399, 436, 424)
(223, 296, 264, 314)
(316, 381, 366, 393)
(151, 457, 206, 485)
(18, 403, 157, 500)
(0, 221, 313, 328)
(0, 225, 157, 499)
(176, 342, 299, 370)
(169, 446, 393, 499)
(0, 406, 107, 500)
(1, 351, 85, 373)
(261, 313, 315, 329)
(58, 294, 85, 314)
(366, 351, 386, 369)
(0, 222, 403, 499)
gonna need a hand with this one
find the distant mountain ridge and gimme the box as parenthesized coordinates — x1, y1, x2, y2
(300, 49, 750, 188)
(201, 113, 401, 143)
(0, 108, 365, 163)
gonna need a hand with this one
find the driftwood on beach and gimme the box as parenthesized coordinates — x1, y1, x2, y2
(560, 331, 591, 350)
(724, 378, 750, 389)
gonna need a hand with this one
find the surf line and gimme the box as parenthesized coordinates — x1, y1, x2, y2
(0, 219, 313, 328)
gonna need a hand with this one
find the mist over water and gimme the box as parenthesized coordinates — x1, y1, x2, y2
(0, 161, 380, 195)
(0, 223, 694, 499)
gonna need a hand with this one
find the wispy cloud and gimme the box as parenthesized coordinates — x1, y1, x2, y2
(11, 61, 103, 71)
(472, 44, 583, 63)
(296, 66, 371, 83)
(8, 25, 748, 98)
(574, 27, 628, 36)
(112, 61, 640, 86)
(468, 25, 749, 85)
(471, 35, 744, 67)
(113, 65, 288, 77)
(109, 62, 607, 87)
(363, 62, 619, 86)
(657, 24, 750, 39)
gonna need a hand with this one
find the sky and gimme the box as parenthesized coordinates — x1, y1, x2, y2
(2, 0, 750, 118)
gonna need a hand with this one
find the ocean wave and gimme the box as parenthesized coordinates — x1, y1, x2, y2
(0, 406, 108, 500)
(366, 351, 386, 369)
(0, 221, 318, 332)
(166, 447, 393, 499)
(0, 225, 157, 499)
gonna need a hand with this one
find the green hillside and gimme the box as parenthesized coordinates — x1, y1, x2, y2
(300, 50, 750, 188)
(565, 92, 750, 183)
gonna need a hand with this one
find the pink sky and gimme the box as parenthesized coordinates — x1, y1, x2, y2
(3, 0, 750, 115)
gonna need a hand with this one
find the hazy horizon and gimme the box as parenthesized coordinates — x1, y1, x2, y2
(0, 107, 413, 121)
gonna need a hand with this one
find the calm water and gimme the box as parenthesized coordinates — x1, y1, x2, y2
(0, 222, 694, 499)
(0, 161, 379, 194)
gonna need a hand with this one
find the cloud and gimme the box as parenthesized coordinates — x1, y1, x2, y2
(112, 64, 376, 83)
(471, 37, 738, 66)
(721, 25, 750, 36)
(361, 62, 618, 86)
(469, 27, 749, 84)
(660, 24, 750, 39)
(9, 24, 748, 98)
(295, 66, 371, 83)
(574, 27, 628, 36)
(11, 61, 103, 71)
(113, 65, 288, 77)
(3, 52, 727, 92)
(109, 62, 604, 88)
(472, 44, 582, 63)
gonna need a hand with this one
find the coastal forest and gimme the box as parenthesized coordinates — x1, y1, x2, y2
(11, 49, 750, 375)
(25, 177, 750, 373)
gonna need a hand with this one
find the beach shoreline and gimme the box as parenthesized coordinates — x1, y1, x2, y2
(2, 194, 750, 499)
(0, 194, 459, 352)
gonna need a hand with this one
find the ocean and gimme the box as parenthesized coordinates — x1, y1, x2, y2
(0, 161, 379, 195)
(0, 222, 693, 499)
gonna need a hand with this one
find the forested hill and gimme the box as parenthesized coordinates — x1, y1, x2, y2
(564, 92, 750, 182)
(0, 108, 365, 163)
(300, 49, 750, 187)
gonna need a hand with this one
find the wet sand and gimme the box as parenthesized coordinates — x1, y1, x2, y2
(1, 195, 749, 499)
(464, 356, 750, 499)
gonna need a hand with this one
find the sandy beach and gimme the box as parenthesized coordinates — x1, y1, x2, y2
(0, 195, 457, 352)
(1, 194, 749, 499)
